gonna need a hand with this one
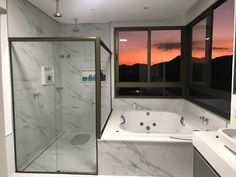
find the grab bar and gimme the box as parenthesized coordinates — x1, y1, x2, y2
(170, 136, 192, 141)
(120, 115, 126, 125)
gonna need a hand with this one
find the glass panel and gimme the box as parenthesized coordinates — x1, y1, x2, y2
(191, 18, 209, 85)
(189, 89, 230, 117)
(56, 41, 96, 173)
(11, 42, 57, 172)
(165, 88, 182, 96)
(101, 47, 112, 131)
(211, 0, 234, 91)
(117, 87, 182, 96)
(117, 88, 163, 96)
(11, 41, 97, 173)
(118, 31, 148, 82)
(151, 30, 181, 81)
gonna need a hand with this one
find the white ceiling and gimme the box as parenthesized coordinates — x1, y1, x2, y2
(28, 0, 199, 24)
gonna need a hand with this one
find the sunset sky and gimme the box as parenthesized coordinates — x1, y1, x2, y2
(119, 0, 234, 66)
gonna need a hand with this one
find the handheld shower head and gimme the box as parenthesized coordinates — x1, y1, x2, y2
(73, 18, 80, 32)
(73, 27, 80, 32)
(54, 0, 62, 17)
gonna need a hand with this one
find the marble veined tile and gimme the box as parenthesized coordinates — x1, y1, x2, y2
(98, 140, 193, 177)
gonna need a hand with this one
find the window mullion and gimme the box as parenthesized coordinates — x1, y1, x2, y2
(147, 28, 151, 82)
(206, 12, 213, 88)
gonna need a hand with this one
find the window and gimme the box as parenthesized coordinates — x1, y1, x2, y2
(115, 28, 183, 97)
(188, 0, 234, 118)
(151, 30, 181, 82)
(211, 0, 234, 91)
(118, 31, 148, 82)
(191, 18, 209, 85)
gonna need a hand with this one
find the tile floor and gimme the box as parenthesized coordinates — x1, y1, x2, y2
(24, 131, 96, 173)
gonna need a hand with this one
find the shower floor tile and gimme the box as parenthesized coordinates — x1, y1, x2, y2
(24, 131, 96, 173)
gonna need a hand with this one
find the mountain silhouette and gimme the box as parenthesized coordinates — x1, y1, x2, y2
(119, 56, 181, 82)
(211, 55, 232, 91)
(119, 55, 232, 92)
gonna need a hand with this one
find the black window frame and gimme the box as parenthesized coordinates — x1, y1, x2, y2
(186, 0, 232, 119)
(114, 27, 185, 98)
(113, 0, 233, 120)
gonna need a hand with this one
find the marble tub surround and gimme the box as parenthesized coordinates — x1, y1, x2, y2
(98, 140, 193, 177)
(183, 100, 228, 130)
(112, 99, 184, 114)
(112, 99, 227, 131)
(102, 110, 193, 142)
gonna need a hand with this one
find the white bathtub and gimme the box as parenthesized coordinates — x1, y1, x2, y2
(102, 110, 194, 142)
(99, 110, 194, 176)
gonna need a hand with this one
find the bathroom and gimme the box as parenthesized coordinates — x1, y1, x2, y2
(0, 0, 235, 177)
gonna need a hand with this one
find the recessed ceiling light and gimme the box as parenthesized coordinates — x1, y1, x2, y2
(144, 7, 149, 10)
(120, 39, 128, 42)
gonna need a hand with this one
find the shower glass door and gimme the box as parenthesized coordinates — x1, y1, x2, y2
(11, 39, 97, 174)
(11, 41, 58, 172)
(55, 41, 96, 173)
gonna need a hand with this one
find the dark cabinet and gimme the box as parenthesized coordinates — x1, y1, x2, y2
(194, 148, 220, 177)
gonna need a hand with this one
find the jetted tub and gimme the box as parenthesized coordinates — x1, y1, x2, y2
(99, 110, 194, 176)
(102, 110, 194, 142)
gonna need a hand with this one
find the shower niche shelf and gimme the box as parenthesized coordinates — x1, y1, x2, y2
(41, 66, 54, 86)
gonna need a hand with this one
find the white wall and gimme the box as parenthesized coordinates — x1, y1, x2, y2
(0, 0, 6, 10)
(0, 1, 9, 176)
(186, 0, 218, 24)
(1, 15, 12, 136)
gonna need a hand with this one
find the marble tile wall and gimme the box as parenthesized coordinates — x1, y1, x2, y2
(98, 140, 193, 177)
(58, 24, 112, 132)
(8, 0, 112, 172)
(8, 0, 59, 37)
(58, 24, 111, 46)
(59, 41, 96, 134)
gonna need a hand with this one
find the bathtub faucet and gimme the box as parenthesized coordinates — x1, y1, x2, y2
(180, 116, 185, 126)
(200, 115, 209, 125)
(120, 115, 126, 125)
(133, 103, 137, 110)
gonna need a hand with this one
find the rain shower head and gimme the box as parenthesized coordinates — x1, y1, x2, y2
(54, 0, 62, 17)
(73, 18, 80, 32)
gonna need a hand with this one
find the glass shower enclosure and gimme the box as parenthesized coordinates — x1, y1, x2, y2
(9, 37, 112, 174)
